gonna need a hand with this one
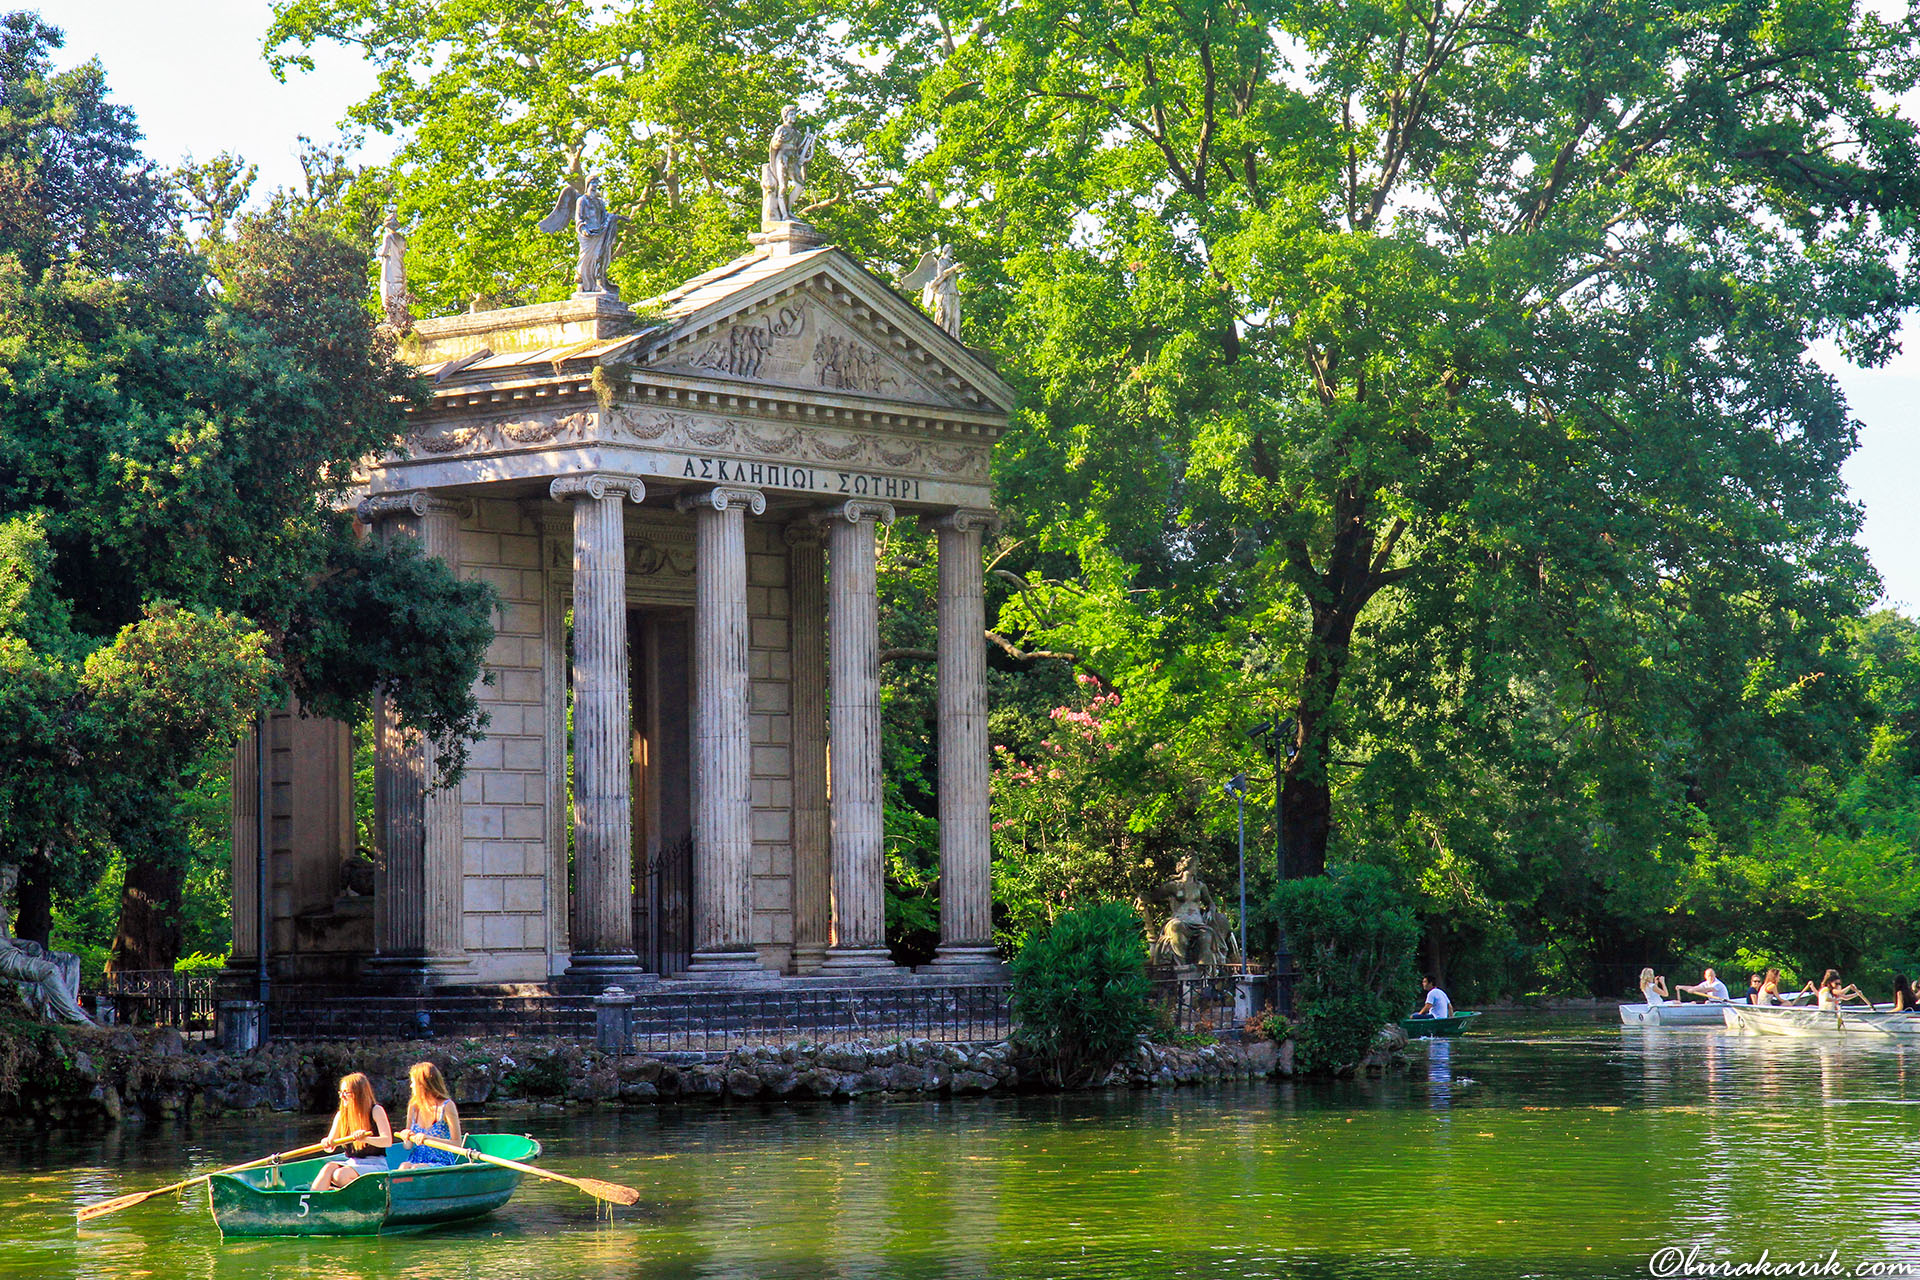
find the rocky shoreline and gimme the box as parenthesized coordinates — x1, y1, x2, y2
(0, 1018, 1287, 1128)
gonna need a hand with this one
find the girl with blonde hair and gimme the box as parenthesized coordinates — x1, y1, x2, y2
(397, 1061, 464, 1169)
(310, 1072, 394, 1191)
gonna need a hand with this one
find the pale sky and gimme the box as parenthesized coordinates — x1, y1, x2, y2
(38, 0, 1920, 613)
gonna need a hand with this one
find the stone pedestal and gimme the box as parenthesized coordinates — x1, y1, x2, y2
(814, 501, 896, 973)
(360, 493, 473, 984)
(680, 487, 773, 978)
(552, 474, 647, 986)
(785, 524, 830, 974)
(928, 509, 1003, 973)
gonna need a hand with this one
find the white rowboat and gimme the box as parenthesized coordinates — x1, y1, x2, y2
(1722, 1005, 1920, 1036)
(1619, 1001, 1745, 1026)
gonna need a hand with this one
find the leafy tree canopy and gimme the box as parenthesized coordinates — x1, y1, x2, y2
(0, 13, 496, 967)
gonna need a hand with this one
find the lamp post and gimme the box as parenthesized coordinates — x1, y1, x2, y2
(1225, 773, 1247, 965)
(1250, 717, 1299, 1009)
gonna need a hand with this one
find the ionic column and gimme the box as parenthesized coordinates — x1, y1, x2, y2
(552, 474, 646, 985)
(930, 509, 1002, 972)
(813, 500, 895, 972)
(785, 523, 830, 973)
(678, 486, 770, 976)
(360, 492, 473, 983)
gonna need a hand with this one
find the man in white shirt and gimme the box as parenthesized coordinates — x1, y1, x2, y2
(1677, 968, 1730, 1002)
(1413, 976, 1453, 1019)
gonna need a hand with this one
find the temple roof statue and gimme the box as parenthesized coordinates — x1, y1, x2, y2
(376, 210, 412, 332)
(537, 162, 622, 297)
(899, 242, 963, 341)
(761, 105, 818, 228)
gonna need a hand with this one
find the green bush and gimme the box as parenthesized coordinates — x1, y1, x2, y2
(1009, 902, 1153, 1086)
(1274, 864, 1420, 1075)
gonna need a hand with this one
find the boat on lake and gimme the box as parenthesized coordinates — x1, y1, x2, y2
(207, 1134, 542, 1237)
(1722, 1005, 1920, 1037)
(1400, 1011, 1480, 1037)
(1619, 1001, 1742, 1026)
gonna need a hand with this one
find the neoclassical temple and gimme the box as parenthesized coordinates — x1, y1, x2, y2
(228, 205, 1011, 990)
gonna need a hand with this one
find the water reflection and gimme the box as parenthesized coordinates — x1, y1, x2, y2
(12, 1016, 1920, 1278)
(1426, 1040, 1453, 1111)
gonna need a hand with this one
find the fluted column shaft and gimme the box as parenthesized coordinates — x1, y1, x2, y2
(786, 525, 831, 973)
(553, 474, 645, 983)
(680, 486, 768, 974)
(932, 509, 1002, 970)
(361, 492, 471, 981)
(816, 500, 895, 971)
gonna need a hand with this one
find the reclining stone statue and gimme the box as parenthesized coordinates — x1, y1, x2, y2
(1144, 855, 1241, 972)
(0, 864, 93, 1025)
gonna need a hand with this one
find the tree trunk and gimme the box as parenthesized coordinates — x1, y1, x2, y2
(1275, 481, 1407, 879)
(111, 849, 184, 973)
(14, 861, 52, 949)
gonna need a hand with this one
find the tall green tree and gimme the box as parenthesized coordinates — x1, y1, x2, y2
(0, 14, 496, 969)
(857, 0, 1917, 881)
(264, 0, 836, 313)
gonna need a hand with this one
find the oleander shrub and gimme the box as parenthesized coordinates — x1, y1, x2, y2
(1274, 864, 1420, 1075)
(1009, 902, 1153, 1086)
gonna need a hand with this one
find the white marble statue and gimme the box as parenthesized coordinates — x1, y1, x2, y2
(376, 210, 411, 331)
(0, 864, 92, 1025)
(761, 105, 818, 226)
(537, 172, 622, 296)
(899, 242, 964, 340)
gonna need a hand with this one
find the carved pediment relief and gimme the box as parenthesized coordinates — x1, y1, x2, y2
(652, 292, 960, 408)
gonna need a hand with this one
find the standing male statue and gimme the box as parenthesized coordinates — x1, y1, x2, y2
(375, 210, 411, 331)
(761, 105, 818, 226)
(899, 242, 965, 340)
(537, 170, 622, 296)
(0, 864, 92, 1025)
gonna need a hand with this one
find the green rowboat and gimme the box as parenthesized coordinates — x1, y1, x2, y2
(208, 1134, 542, 1237)
(1399, 1011, 1481, 1038)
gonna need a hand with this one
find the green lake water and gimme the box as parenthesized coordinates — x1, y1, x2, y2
(6, 1012, 1920, 1279)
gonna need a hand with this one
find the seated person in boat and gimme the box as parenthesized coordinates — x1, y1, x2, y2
(1745, 973, 1763, 1004)
(1676, 968, 1729, 1002)
(397, 1061, 463, 1169)
(310, 1072, 395, 1192)
(1804, 969, 1870, 1010)
(1638, 968, 1670, 1007)
(1410, 976, 1453, 1019)
(1757, 968, 1786, 1005)
(1892, 976, 1916, 1012)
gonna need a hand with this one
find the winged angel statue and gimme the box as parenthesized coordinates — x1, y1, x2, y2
(898, 242, 963, 340)
(537, 155, 621, 296)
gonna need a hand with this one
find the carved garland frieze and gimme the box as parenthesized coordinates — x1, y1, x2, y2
(604, 409, 991, 481)
(410, 410, 594, 456)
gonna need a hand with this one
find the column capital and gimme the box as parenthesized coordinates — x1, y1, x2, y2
(676, 485, 766, 515)
(550, 473, 645, 504)
(782, 521, 823, 548)
(809, 500, 895, 528)
(934, 507, 1001, 535)
(357, 491, 429, 522)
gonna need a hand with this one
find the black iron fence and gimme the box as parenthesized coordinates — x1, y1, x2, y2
(99, 972, 1272, 1049)
(100, 970, 220, 1032)
(617, 984, 1011, 1053)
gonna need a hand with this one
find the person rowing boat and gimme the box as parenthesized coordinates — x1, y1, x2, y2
(309, 1072, 394, 1192)
(1802, 969, 1872, 1010)
(1676, 968, 1729, 1002)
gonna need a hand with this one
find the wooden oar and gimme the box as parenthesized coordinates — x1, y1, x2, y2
(414, 1136, 639, 1206)
(77, 1130, 372, 1223)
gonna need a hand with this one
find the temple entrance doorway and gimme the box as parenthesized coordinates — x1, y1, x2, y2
(629, 608, 693, 975)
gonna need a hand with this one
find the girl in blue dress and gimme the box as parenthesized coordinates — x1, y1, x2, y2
(397, 1061, 463, 1168)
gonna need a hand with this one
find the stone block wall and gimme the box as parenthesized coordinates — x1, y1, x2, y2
(457, 498, 553, 982)
(748, 521, 796, 969)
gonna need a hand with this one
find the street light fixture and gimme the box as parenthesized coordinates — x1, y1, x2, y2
(1224, 773, 1247, 965)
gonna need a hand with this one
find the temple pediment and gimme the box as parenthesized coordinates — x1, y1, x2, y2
(631, 246, 1015, 417)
